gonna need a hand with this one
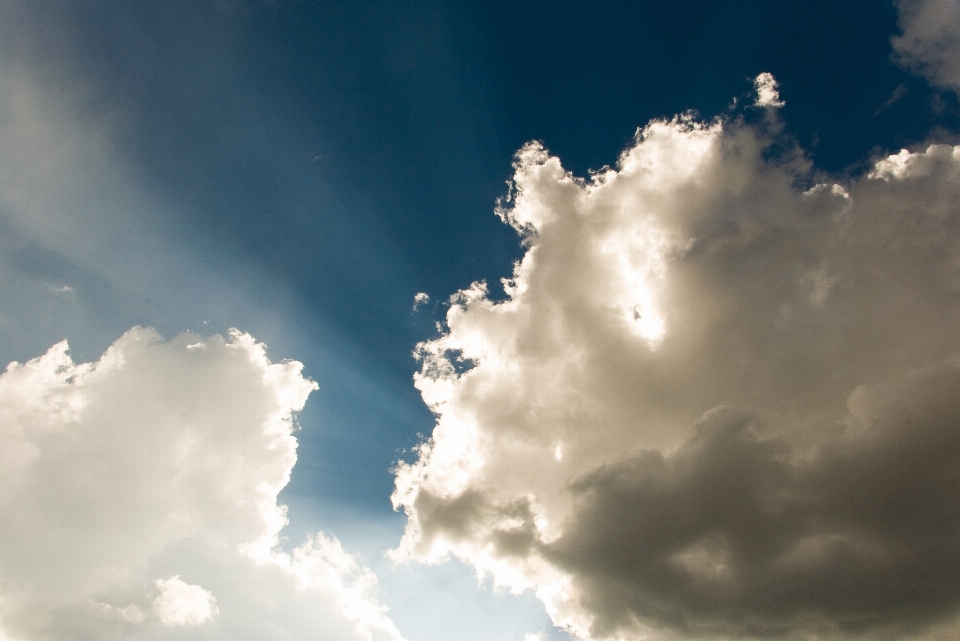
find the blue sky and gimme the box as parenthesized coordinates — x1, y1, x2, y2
(4, 1, 960, 640)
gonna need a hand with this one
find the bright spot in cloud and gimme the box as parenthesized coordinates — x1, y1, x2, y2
(152, 576, 218, 627)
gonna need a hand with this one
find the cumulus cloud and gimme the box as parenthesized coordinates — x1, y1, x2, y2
(391, 109, 960, 640)
(0, 328, 403, 640)
(893, 0, 960, 92)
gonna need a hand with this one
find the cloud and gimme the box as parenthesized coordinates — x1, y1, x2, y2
(876, 83, 909, 114)
(0, 327, 403, 640)
(753, 72, 785, 108)
(414, 292, 431, 311)
(893, 0, 960, 93)
(391, 110, 960, 640)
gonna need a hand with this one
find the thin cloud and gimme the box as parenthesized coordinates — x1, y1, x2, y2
(875, 83, 909, 114)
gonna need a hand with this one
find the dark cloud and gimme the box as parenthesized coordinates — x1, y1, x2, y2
(550, 360, 960, 638)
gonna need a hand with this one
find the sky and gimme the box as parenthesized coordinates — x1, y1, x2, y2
(4, 0, 960, 639)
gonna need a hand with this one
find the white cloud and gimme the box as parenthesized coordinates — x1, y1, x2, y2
(0, 327, 403, 640)
(414, 292, 431, 310)
(893, 0, 960, 92)
(753, 72, 785, 107)
(391, 111, 960, 640)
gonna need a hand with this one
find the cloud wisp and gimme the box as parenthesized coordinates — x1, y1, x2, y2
(0, 328, 403, 640)
(391, 87, 960, 640)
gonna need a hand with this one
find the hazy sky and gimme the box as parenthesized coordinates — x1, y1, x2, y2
(4, 1, 960, 640)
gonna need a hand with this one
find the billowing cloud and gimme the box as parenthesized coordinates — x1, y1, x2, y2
(391, 110, 960, 640)
(893, 0, 960, 92)
(0, 328, 403, 640)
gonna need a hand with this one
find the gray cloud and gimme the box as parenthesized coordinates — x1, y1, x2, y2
(893, 0, 960, 93)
